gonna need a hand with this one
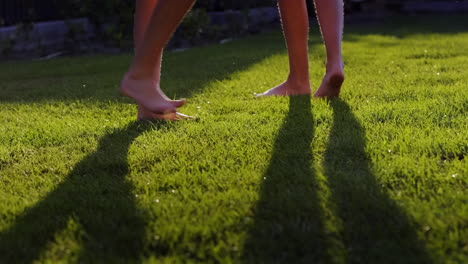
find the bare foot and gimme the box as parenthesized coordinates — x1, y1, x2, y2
(314, 69, 345, 99)
(137, 105, 196, 121)
(255, 79, 311, 97)
(120, 74, 185, 113)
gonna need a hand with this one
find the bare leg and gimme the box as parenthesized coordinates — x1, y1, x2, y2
(134, 0, 159, 53)
(134, 0, 162, 119)
(257, 0, 311, 97)
(134, 0, 192, 120)
(313, 0, 345, 99)
(121, 0, 195, 113)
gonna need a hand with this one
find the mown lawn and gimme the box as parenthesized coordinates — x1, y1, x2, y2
(0, 15, 467, 264)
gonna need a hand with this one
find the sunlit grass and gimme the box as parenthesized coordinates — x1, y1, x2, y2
(0, 15, 467, 263)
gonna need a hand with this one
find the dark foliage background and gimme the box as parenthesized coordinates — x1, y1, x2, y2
(2, 0, 464, 27)
(1, 0, 465, 53)
(0, 0, 280, 27)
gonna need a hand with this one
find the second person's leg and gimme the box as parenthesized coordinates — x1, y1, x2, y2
(257, 0, 311, 96)
(313, 0, 345, 98)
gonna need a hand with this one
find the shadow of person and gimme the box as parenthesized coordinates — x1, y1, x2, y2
(0, 121, 164, 263)
(325, 99, 433, 263)
(242, 96, 331, 263)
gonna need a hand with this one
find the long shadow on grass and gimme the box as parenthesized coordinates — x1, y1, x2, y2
(242, 96, 331, 263)
(325, 99, 433, 263)
(0, 121, 161, 263)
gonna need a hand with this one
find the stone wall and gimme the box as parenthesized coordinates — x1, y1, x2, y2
(0, 8, 280, 58)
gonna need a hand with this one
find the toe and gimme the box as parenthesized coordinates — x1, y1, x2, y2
(171, 99, 186, 108)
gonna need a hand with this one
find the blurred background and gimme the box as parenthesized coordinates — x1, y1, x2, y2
(0, 0, 467, 59)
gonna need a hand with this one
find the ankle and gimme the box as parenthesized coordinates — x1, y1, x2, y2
(326, 61, 344, 74)
(125, 69, 156, 81)
(287, 75, 310, 88)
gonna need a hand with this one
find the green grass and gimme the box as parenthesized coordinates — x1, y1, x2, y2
(0, 15, 467, 263)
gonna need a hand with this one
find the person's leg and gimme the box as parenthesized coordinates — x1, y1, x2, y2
(121, 0, 196, 113)
(257, 0, 311, 97)
(134, 0, 191, 120)
(134, 0, 159, 50)
(313, 0, 345, 98)
(134, 0, 161, 120)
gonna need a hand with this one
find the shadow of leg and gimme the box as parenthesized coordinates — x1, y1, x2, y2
(243, 96, 331, 263)
(0, 121, 163, 263)
(325, 99, 433, 263)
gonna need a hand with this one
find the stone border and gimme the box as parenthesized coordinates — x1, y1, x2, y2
(0, 7, 280, 59)
(0, 18, 95, 56)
